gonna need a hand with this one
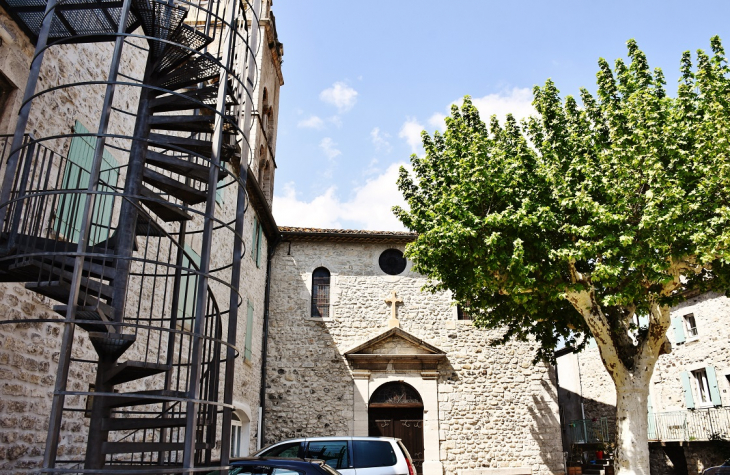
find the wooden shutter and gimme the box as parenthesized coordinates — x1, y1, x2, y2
(707, 366, 722, 406)
(255, 222, 262, 268)
(177, 245, 200, 330)
(244, 300, 254, 362)
(251, 216, 259, 264)
(58, 121, 119, 245)
(681, 371, 695, 409)
(672, 315, 686, 344)
(647, 392, 656, 440)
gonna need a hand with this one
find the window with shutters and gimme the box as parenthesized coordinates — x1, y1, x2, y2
(456, 305, 472, 321)
(311, 267, 330, 318)
(683, 313, 698, 338)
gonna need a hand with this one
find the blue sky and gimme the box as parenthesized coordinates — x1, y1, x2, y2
(270, 1, 730, 231)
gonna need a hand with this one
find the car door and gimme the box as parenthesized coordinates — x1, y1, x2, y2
(303, 439, 354, 475)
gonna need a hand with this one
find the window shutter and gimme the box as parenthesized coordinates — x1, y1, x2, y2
(647, 392, 656, 440)
(255, 223, 262, 268)
(672, 315, 686, 344)
(251, 217, 259, 262)
(681, 371, 695, 409)
(707, 366, 722, 406)
(244, 300, 254, 362)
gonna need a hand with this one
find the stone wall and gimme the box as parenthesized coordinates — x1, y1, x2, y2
(266, 238, 565, 475)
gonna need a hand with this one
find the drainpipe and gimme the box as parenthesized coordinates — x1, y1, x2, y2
(258, 234, 281, 450)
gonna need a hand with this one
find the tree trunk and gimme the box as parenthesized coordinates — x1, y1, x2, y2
(614, 372, 651, 475)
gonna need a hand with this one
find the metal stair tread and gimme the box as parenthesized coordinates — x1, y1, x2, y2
(145, 150, 227, 182)
(103, 360, 171, 386)
(101, 440, 212, 454)
(148, 114, 236, 134)
(54, 302, 115, 333)
(26, 279, 112, 306)
(88, 332, 136, 360)
(102, 416, 187, 431)
(139, 186, 192, 222)
(149, 84, 238, 113)
(147, 132, 238, 159)
(9, 255, 115, 281)
(150, 53, 220, 92)
(106, 389, 187, 408)
(142, 167, 207, 205)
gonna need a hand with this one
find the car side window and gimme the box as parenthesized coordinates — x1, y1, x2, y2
(353, 440, 397, 468)
(272, 470, 303, 475)
(305, 440, 349, 469)
(261, 441, 302, 457)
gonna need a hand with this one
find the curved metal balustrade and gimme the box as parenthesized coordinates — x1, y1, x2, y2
(0, 0, 262, 471)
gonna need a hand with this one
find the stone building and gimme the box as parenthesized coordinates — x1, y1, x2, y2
(264, 227, 565, 475)
(0, 0, 283, 471)
(556, 292, 730, 473)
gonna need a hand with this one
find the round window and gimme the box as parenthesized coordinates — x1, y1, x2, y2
(379, 249, 407, 275)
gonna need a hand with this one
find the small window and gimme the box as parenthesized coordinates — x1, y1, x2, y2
(353, 440, 397, 468)
(693, 369, 711, 405)
(231, 413, 243, 457)
(305, 440, 349, 470)
(379, 249, 406, 275)
(311, 267, 330, 318)
(251, 216, 263, 268)
(457, 305, 472, 321)
(683, 313, 698, 337)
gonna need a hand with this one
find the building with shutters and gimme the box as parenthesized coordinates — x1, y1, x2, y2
(556, 291, 730, 473)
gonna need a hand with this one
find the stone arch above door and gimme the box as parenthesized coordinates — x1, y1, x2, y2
(346, 328, 445, 475)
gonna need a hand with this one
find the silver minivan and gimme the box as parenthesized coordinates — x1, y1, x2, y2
(255, 436, 417, 475)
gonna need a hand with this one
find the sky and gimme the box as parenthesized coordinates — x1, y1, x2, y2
(269, 1, 730, 232)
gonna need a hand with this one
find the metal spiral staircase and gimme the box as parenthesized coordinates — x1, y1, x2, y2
(0, 0, 261, 471)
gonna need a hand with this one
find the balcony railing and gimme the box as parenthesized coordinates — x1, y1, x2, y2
(649, 407, 730, 442)
(569, 417, 612, 444)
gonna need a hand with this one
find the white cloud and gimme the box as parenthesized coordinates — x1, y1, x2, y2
(327, 115, 343, 128)
(399, 117, 425, 155)
(428, 112, 447, 132)
(297, 115, 325, 129)
(319, 82, 358, 113)
(370, 127, 392, 153)
(272, 163, 410, 231)
(470, 87, 535, 123)
(319, 137, 341, 160)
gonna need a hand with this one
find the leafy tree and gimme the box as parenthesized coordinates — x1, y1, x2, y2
(394, 37, 730, 475)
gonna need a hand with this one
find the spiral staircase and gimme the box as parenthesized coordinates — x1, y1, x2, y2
(0, 0, 258, 472)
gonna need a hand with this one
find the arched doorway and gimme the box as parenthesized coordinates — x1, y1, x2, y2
(368, 382, 424, 473)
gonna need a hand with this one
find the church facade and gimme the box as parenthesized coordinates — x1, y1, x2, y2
(264, 227, 565, 475)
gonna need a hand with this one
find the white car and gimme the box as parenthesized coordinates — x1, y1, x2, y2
(256, 436, 417, 475)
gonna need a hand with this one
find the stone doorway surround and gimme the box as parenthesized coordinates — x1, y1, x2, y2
(345, 328, 446, 475)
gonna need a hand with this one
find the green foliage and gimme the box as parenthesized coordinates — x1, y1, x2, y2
(394, 37, 730, 363)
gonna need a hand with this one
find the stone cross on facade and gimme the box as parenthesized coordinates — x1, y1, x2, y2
(385, 290, 403, 328)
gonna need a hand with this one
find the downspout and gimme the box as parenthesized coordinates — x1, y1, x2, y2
(258, 234, 281, 450)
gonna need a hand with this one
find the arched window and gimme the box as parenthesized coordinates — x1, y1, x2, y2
(311, 267, 330, 318)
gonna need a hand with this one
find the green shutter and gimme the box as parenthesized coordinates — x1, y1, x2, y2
(707, 366, 722, 407)
(672, 315, 686, 344)
(244, 300, 254, 362)
(58, 121, 119, 245)
(177, 245, 200, 331)
(647, 391, 656, 440)
(681, 371, 695, 409)
(255, 222, 262, 268)
(251, 216, 259, 262)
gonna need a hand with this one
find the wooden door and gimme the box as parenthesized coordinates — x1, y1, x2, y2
(369, 407, 423, 473)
